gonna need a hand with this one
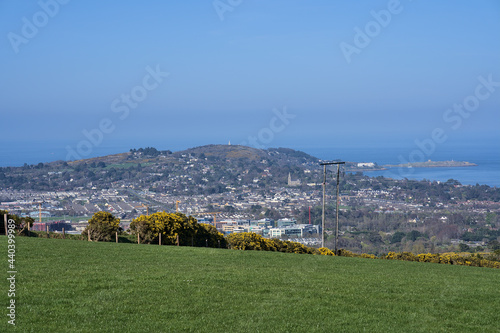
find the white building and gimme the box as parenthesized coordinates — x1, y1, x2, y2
(269, 228, 285, 238)
(357, 162, 375, 168)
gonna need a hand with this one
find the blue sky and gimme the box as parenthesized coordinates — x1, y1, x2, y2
(1, 0, 499, 165)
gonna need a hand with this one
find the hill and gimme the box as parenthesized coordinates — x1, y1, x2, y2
(174, 144, 319, 165)
(3, 236, 499, 332)
(0, 144, 320, 191)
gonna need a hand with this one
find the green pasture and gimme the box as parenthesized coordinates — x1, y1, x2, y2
(1, 237, 498, 332)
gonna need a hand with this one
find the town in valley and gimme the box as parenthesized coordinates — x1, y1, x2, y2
(1, 145, 499, 254)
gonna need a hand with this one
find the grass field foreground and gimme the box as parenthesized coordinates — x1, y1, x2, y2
(1, 236, 499, 332)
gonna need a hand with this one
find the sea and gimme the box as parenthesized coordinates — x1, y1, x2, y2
(300, 145, 500, 188)
(1, 141, 499, 188)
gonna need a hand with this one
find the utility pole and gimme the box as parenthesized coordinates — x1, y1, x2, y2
(320, 161, 345, 252)
(321, 164, 326, 248)
(335, 163, 341, 255)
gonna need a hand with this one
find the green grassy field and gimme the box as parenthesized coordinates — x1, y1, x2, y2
(1, 236, 499, 332)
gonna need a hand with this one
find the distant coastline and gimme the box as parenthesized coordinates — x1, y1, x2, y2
(347, 160, 478, 173)
(383, 160, 477, 169)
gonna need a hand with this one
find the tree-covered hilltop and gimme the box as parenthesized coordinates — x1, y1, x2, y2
(129, 147, 172, 157)
(172, 144, 319, 165)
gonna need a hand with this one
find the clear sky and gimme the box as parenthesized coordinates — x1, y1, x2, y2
(1, 0, 499, 165)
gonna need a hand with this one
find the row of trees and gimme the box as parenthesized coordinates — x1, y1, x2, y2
(129, 147, 170, 157)
(84, 211, 226, 247)
(84, 212, 320, 253)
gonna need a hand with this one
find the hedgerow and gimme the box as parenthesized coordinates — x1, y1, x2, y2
(225, 232, 500, 268)
(384, 251, 500, 268)
(226, 232, 319, 254)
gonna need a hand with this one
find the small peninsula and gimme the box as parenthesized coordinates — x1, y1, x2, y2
(384, 160, 477, 169)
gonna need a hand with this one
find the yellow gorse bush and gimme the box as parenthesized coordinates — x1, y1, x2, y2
(226, 232, 319, 255)
(225, 232, 500, 269)
(384, 251, 500, 268)
(318, 247, 335, 256)
(130, 212, 226, 247)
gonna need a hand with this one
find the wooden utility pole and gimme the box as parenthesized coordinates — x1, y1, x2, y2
(176, 201, 180, 213)
(321, 164, 326, 248)
(335, 163, 341, 255)
(320, 161, 345, 252)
